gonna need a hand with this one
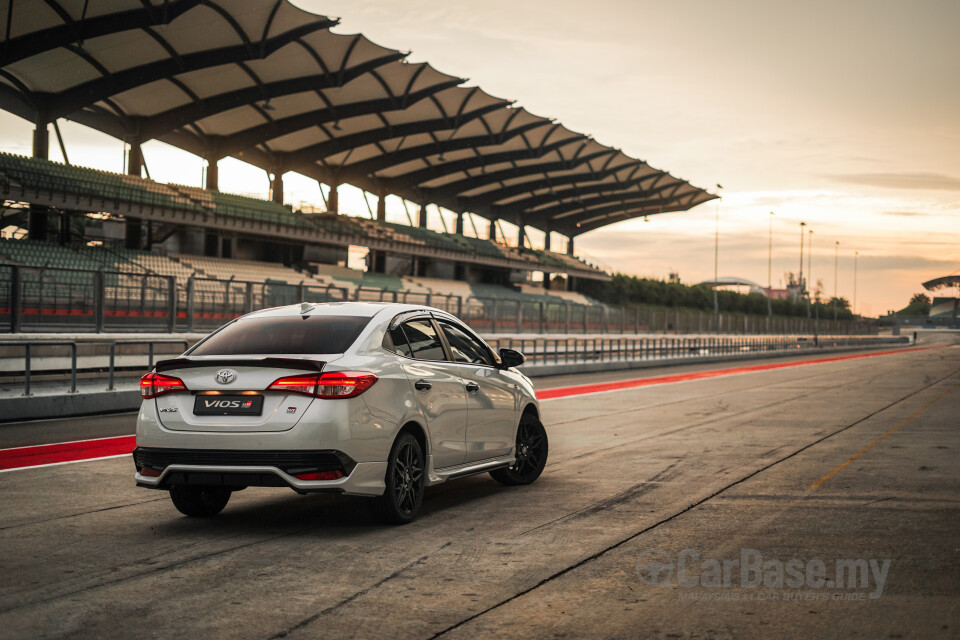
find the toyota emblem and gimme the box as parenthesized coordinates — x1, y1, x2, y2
(215, 369, 237, 385)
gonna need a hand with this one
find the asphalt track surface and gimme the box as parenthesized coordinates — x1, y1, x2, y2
(0, 334, 958, 638)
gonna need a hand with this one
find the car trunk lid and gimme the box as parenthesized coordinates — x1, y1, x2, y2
(152, 355, 336, 433)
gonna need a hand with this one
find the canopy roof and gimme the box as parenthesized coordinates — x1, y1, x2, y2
(922, 275, 960, 291)
(698, 277, 764, 289)
(0, 0, 716, 237)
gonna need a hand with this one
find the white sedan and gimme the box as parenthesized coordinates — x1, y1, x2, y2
(134, 302, 547, 523)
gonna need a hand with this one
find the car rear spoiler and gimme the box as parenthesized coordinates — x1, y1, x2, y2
(154, 358, 325, 373)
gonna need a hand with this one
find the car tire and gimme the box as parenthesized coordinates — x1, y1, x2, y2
(169, 485, 231, 517)
(372, 432, 425, 525)
(490, 413, 548, 486)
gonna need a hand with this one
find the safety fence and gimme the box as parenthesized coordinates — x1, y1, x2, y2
(0, 338, 188, 396)
(0, 264, 872, 335)
(0, 334, 908, 398)
(487, 334, 909, 367)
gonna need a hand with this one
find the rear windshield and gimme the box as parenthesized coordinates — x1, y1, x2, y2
(189, 315, 370, 356)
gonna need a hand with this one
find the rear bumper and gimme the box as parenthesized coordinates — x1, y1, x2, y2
(133, 447, 387, 496)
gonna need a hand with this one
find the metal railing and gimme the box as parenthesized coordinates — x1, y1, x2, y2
(0, 335, 907, 397)
(107, 339, 189, 390)
(0, 338, 190, 396)
(486, 334, 908, 367)
(353, 286, 462, 315)
(0, 340, 77, 395)
(0, 263, 873, 336)
(459, 298, 868, 336)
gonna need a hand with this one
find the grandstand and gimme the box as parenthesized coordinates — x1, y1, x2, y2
(0, 150, 611, 293)
(922, 275, 959, 319)
(930, 298, 958, 319)
(0, 151, 610, 278)
(0, 0, 715, 332)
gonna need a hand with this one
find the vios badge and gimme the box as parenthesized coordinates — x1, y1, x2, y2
(215, 369, 237, 385)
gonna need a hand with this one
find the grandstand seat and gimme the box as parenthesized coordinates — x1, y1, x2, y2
(0, 152, 203, 213)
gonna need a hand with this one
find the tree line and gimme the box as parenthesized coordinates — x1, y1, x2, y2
(578, 273, 855, 319)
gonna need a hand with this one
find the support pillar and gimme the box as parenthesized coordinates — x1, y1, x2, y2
(367, 187, 387, 273)
(327, 182, 338, 214)
(271, 172, 284, 205)
(517, 224, 526, 249)
(125, 218, 142, 250)
(418, 203, 428, 228)
(543, 235, 554, 286)
(33, 126, 49, 160)
(28, 124, 50, 240)
(206, 159, 219, 191)
(455, 212, 464, 235)
(28, 208, 48, 240)
(58, 211, 71, 245)
(376, 187, 386, 222)
(567, 236, 575, 256)
(489, 218, 498, 242)
(370, 251, 386, 273)
(410, 256, 426, 277)
(369, 187, 387, 273)
(204, 230, 219, 256)
(127, 142, 142, 177)
(221, 235, 234, 258)
(124, 141, 144, 249)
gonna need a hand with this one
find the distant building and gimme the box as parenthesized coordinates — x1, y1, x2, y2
(922, 276, 959, 318)
(698, 277, 791, 300)
(930, 298, 958, 318)
(760, 287, 791, 300)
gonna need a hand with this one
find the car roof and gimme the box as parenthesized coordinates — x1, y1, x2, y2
(243, 301, 439, 320)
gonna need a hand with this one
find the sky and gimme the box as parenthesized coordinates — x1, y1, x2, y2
(2, 0, 958, 316)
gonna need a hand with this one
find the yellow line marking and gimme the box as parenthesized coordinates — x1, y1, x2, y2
(810, 381, 960, 488)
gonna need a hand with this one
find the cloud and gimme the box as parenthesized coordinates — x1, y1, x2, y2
(828, 172, 960, 191)
(881, 210, 932, 217)
(853, 254, 959, 273)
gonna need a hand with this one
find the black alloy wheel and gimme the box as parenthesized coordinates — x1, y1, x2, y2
(490, 413, 548, 485)
(373, 432, 425, 524)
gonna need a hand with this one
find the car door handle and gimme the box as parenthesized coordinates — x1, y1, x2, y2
(465, 381, 480, 392)
(414, 379, 432, 391)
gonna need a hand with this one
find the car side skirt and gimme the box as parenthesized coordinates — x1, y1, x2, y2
(427, 453, 516, 485)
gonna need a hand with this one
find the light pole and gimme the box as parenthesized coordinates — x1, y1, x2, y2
(853, 250, 859, 316)
(833, 241, 839, 320)
(799, 221, 806, 297)
(768, 212, 774, 317)
(808, 228, 814, 319)
(713, 184, 722, 314)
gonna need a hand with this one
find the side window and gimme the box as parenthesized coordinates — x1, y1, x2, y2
(439, 322, 493, 366)
(384, 326, 413, 358)
(400, 320, 447, 362)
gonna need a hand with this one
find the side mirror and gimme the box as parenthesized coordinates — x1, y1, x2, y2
(498, 348, 525, 369)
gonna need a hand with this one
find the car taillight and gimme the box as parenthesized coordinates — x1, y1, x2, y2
(268, 372, 377, 399)
(268, 374, 318, 396)
(140, 372, 187, 399)
(317, 372, 378, 398)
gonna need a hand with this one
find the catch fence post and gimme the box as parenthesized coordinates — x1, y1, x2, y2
(94, 270, 105, 333)
(167, 276, 176, 333)
(186, 277, 195, 332)
(10, 265, 21, 333)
